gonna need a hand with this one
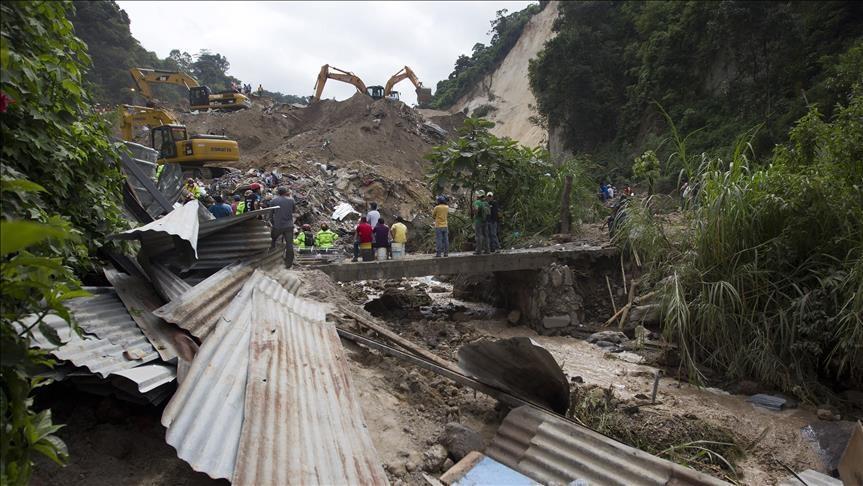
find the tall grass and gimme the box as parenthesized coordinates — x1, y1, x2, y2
(615, 93, 863, 400)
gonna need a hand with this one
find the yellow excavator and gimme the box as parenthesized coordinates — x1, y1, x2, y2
(129, 68, 251, 111)
(312, 64, 432, 107)
(383, 66, 432, 107)
(118, 105, 239, 173)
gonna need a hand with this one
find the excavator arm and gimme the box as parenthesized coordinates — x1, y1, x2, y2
(129, 68, 200, 102)
(118, 104, 180, 140)
(313, 64, 369, 101)
(384, 66, 432, 107)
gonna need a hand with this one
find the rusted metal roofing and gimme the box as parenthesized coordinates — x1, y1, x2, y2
(184, 218, 272, 270)
(112, 199, 201, 263)
(232, 281, 385, 485)
(485, 405, 728, 486)
(104, 267, 182, 362)
(20, 300, 159, 378)
(162, 270, 382, 484)
(161, 271, 266, 480)
(142, 261, 192, 303)
(153, 251, 299, 341)
(197, 207, 276, 239)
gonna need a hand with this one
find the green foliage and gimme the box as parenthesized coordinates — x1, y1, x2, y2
(68, 1, 166, 105)
(530, 1, 863, 170)
(430, 4, 544, 109)
(1, 1, 127, 269)
(426, 117, 598, 247)
(1, 1, 127, 482)
(632, 150, 660, 195)
(471, 104, 497, 118)
(613, 94, 863, 400)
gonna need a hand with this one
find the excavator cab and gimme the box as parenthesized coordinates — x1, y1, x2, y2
(189, 86, 211, 110)
(366, 85, 385, 100)
(150, 125, 188, 160)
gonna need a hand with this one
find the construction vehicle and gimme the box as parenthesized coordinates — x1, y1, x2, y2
(129, 68, 251, 111)
(312, 64, 432, 107)
(383, 66, 432, 108)
(118, 104, 239, 175)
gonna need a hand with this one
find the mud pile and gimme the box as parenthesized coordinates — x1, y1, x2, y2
(180, 93, 460, 244)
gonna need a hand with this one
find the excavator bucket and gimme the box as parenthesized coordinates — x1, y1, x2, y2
(416, 87, 432, 107)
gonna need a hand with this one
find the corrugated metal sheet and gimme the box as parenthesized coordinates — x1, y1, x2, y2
(197, 207, 276, 239)
(232, 281, 385, 485)
(153, 251, 300, 341)
(184, 218, 272, 270)
(161, 271, 265, 480)
(485, 406, 728, 486)
(162, 270, 378, 483)
(142, 261, 192, 303)
(112, 199, 201, 264)
(20, 310, 158, 379)
(778, 469, 843, 486)
(110, 363, 176, 405)
(104, 267, 182, 362)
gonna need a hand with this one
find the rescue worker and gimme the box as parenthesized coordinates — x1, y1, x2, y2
(231, 194, 241, 214)
(300, 223, 316, 248)
(183, 178, 202, 200)
(239, 189, 257, 214)
(209, 195, 233, 218)
(315, 223, 338, 250)
(269, 186, 295, 267)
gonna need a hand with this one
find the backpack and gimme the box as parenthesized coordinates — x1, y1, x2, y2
(303, 231, 315, 247)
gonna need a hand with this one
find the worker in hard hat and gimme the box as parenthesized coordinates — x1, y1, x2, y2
(315, 223, 338, 250)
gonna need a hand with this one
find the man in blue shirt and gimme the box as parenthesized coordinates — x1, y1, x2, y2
(208, 195, 233, 218)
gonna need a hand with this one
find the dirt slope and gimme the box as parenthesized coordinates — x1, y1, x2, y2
(444, 1, 560, 148)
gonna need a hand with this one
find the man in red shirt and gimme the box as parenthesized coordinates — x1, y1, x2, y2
(352, 216, 373, 262)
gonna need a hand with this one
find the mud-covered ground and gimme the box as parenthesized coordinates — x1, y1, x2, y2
(32, 272, 844, 486)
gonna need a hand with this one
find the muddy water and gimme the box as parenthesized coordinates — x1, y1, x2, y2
(403, 278, 822, 484)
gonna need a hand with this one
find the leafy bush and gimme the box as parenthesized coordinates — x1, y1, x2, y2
(2, 1, 127, 482)
(426, 117, 598, 248)
(471, 104, 497, 118)
(613, 93, 863, 401)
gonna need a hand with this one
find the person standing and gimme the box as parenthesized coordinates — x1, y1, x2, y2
(486, 192, 501, 253)
(373, 217, 392, 259)
(241, 189, 258, 214)
(353, 216, 374, 262)
(390, 216, 408, 254)
(473, 191, 490, 255)
(432, 196, 449, 257)
(367, 202, 380, 228)
(231, 194, 241, 215)
(208, 195, 233, 218)
(269, 187, 295, 268)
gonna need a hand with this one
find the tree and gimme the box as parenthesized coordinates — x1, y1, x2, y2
(632, 150, 660, 195)
(1, 2, 126, 482)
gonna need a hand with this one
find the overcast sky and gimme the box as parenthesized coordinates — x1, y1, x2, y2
(117, 1, 533, 106)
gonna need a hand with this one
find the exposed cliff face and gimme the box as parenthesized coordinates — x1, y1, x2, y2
(445, 1, 560, 148)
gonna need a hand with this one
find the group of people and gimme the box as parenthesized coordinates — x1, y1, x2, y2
(231, 82, 265, 97)
(600, 182, 633, 202)
(351, 202, 408, 262)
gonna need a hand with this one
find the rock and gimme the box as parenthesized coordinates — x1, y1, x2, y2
(587, 330, 628, 344)
(627, 304, 661, 326)
(386, 460, 406, 476)
(507, 310, 521, 324)
(442, 458, 454, 471)
(430, 285, 448, 293)
(405, 461, 417, 473)
(594, 340, 617, 348)
(817, 408, 835, 421)
(550, 269, 564, 287)
(542, 314, 571, 329)
(441, 422, 484, 462)
(422, 444, 448, 472)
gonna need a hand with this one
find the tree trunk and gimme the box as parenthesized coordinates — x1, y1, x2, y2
(560, 175, 573, 234)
